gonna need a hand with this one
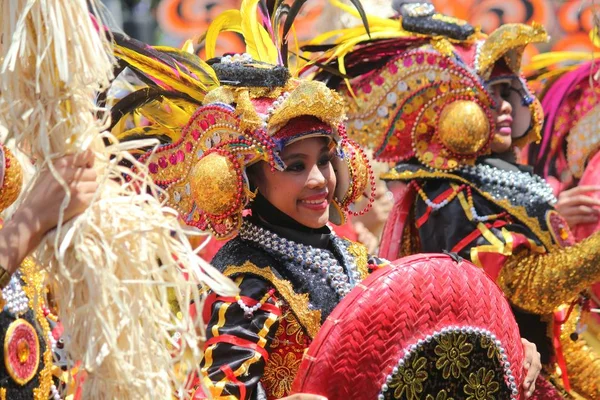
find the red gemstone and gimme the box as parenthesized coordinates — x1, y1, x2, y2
(439, 59, 448, 68)
(200, 120, 209, 130)
(416, 53, 424, 64)
(363, 84, 372, 94)
(158, 157, 168, 168)
(191, 130, 200, 140)
(374, 76, 384, 86)
(208, 114, 216, 125)
(177, 150, 185, 162)
(389, 62, 398, 74)
(149, 163, 159, 173)
(169, 154, 178, 165)
(185, 142, 193, 153)
(403, 57, 413, 67)
(427, 55, 436, 65)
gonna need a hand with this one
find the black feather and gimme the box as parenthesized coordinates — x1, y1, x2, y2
(282, 0, 307, 40)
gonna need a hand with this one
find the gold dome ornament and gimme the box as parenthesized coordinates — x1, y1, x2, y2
(189, 152, 242, 216)
(0, 145, 23, 214)
(437, 101, 491, 156)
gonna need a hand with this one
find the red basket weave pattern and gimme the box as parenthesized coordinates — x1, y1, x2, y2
(292, 253, 524, 399)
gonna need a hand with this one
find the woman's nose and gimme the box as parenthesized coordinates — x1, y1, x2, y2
(500, 98, 512, 115)
(307, 164, 327, 188)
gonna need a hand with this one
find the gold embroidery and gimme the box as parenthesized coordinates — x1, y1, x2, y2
(222, 262, 322, 339)
(434, 333, 473, 379)
(347, 242, 369, 280)
(388, 356, 428, 399)
(262, 352, 302, 398)
(19, 258, 54, 400)
(0, 387, 5, 400)
(382, 168, 554, 248)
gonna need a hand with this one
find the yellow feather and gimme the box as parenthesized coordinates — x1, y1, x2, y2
(138, 98, 192, 130)
(115, 46, 211, 102)
(152, 45, 220, 86)
(524, 51, 600, 77)
(240, 0, 278, 63)
(204, 10, 244, 59)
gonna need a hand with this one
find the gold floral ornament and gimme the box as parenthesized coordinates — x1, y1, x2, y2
(388, 356, 428, 399)
(434, 332, 473, 379)
(0, 144, 23, 214)
(463, 367, 500, 400)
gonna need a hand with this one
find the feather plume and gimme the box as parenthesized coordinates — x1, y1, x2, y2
(240, 0, 279, 63)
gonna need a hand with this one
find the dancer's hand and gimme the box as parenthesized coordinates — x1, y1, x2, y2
(19, 150, 98, 237)
(555, 185, 600, 228)
(521, 338, 542, 398)
(0, 151, 98, 274)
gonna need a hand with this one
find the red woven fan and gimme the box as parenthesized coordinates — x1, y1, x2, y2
(292, 253, 524, 400)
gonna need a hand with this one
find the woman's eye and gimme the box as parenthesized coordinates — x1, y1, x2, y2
(318, 156, 333, 166)
(285, 162, 305, 172)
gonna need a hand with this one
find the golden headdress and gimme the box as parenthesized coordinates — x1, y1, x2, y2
(302, 3, 548, 170)
(111, 0, 375, 239)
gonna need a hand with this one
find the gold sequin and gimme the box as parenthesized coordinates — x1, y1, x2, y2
(437, 101, 490, 155)
(268, 80, 346, 134)
(477, 23, 548, 80)
(497, 231, 600, 314)
(0, 146, 23, 214)
(189, 153, 239, 215)
(347, 242, 369, 280)
(557, 306, 600, 399)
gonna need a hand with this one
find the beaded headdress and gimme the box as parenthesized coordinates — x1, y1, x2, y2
(527, 56, 600, 179)
(303, 3, 548, 170)
(0, 144, 22, 214)
(111, 0, 375, 239)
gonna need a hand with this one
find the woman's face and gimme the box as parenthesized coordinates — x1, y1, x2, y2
(253, 137, 336, 229)
(489, 81, 514, 154)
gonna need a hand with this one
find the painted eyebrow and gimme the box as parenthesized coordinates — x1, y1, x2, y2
(282, 145, 331, 162)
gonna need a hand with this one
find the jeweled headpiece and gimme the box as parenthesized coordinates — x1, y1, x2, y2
(111, 0, 374, 239)
(303, 4, 548, 170)
(0, 144, 22, 213)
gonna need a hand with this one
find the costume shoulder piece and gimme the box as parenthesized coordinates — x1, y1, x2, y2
(384, 160, 560, 248)
(211, 220, 369, 328)
(303, 4, 547, 169)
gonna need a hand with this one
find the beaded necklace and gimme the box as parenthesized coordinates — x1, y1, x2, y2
(459, 163, 557, 205)
(239, 220, 361, 298)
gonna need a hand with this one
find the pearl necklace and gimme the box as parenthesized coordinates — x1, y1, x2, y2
(459, 164, 557, 205)
(239, 220, 361, 298)
(2, 273, 29, 317)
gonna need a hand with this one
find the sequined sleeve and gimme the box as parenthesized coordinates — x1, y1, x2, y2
(199, 275, 281, 400)
(413, 180, 600, 314)
(497, 233, 600, 314)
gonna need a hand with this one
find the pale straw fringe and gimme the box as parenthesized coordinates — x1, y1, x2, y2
(0, 0, 237, 398)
